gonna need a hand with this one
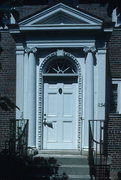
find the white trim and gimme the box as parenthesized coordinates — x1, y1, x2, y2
(42, 74, 78, 77)
(19, 25, 102, 31)
(112, 78, 121, 81)
(26, 42, 95, 49)
(38, 50, 83, 150)
(27, 40, 95, 44)
(112, 80, 121, 114)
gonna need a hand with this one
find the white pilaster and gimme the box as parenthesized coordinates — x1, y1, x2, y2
(97, 49, 106, 119)
(23, 50, 29, 119)
(83, 47, 96, 151)
(28, 47, 37, 147)
(16, 50, 24, 119)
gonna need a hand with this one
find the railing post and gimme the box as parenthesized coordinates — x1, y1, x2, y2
(8, 118, 29, 156)
(88, 120, 110, 179)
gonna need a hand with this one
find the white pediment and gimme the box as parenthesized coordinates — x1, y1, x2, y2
(19, 3, 103, 29)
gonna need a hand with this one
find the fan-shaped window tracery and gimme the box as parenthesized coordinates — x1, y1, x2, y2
(44, 58, 77, 74)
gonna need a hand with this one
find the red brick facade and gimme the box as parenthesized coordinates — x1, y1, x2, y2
(0, 31, 16, 151)
(108, 115, 121, 179)
(108, 29, 121, 78)
(107, 29, 121, 178)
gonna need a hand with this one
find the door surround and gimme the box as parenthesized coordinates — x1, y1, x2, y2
(38, 50, 83, 150)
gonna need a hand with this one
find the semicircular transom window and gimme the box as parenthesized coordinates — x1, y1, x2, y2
(44, 59, 77, 74)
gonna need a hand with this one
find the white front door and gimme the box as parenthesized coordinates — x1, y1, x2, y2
(43, 77, 78, 149)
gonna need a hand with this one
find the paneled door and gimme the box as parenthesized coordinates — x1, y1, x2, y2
(43, 78, 78, 149)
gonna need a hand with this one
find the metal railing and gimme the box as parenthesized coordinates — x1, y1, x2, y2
(5, 119, 29, 156)
(89, 120, 110, 180)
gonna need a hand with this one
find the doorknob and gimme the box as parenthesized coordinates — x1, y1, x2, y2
(43, 121, 53, 128)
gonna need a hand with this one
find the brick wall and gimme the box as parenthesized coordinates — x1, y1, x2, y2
(108, 115, 121, 179)
(0, 31, 16, 152)
(107, 28, 121, 179)
(108, 29, 121, 78)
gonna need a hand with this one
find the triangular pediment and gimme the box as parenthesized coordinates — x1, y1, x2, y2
(33, 11, 87, 25)
(19, 3, 103, 29)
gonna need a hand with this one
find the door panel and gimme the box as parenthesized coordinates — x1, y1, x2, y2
(43, 79, 78, 149)
(47, 122, 57, 142)
(48, 92, 58, 117)
(63, 93, 73, 117)
(63, 121, 73, 142)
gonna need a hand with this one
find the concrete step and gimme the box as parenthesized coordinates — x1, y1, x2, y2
(29, 164, 89, 175)
(38, 150, 80, 155)
(69, 175, 91, 180)
(24, 174, 91, 180)
(30, 152, 91, 180)
(33, 154, 88, 165)
(58, 165, 89, 175)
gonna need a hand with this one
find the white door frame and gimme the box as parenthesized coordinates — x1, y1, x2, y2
(38, 50, 83, 151)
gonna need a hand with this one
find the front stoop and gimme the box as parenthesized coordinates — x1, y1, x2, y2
(28, 152, 91, 180)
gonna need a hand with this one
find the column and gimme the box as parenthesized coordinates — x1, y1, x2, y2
(16, 49, 24, 119)
(28, 47, 37, 147)
(83, 47, 96, 151)
(24, 49, 29, 119)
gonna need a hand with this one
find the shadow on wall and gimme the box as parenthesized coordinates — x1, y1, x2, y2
(0, 152, 68, 180)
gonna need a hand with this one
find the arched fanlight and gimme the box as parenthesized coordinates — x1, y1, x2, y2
(44, 58, 77, 74)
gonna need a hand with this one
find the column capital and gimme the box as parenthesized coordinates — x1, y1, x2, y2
(83, 47, 96, 54)
(25, 47, 37, 54)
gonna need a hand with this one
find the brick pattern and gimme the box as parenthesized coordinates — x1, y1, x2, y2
(16, 5, 48, 21)
(0, 31, 16, 151)
(108, 29, 121, 78)
(78, 3, 111, 22)
(108, 115, 121, 179)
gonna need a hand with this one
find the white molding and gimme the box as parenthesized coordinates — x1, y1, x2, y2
(112, 78, 121, 81)
(26, 41, 95, 48)
(19, 25, 102, 31)
(27, 40, 95, 44)
(83, 46, 96, 53)
(112, 80, 121, 114)
(42, 74, 78, 77)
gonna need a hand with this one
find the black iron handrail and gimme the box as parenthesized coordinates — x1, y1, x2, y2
(16, 119, 29, 156)
(89, 120, 110, 179)
(5, 118, 29, 156)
